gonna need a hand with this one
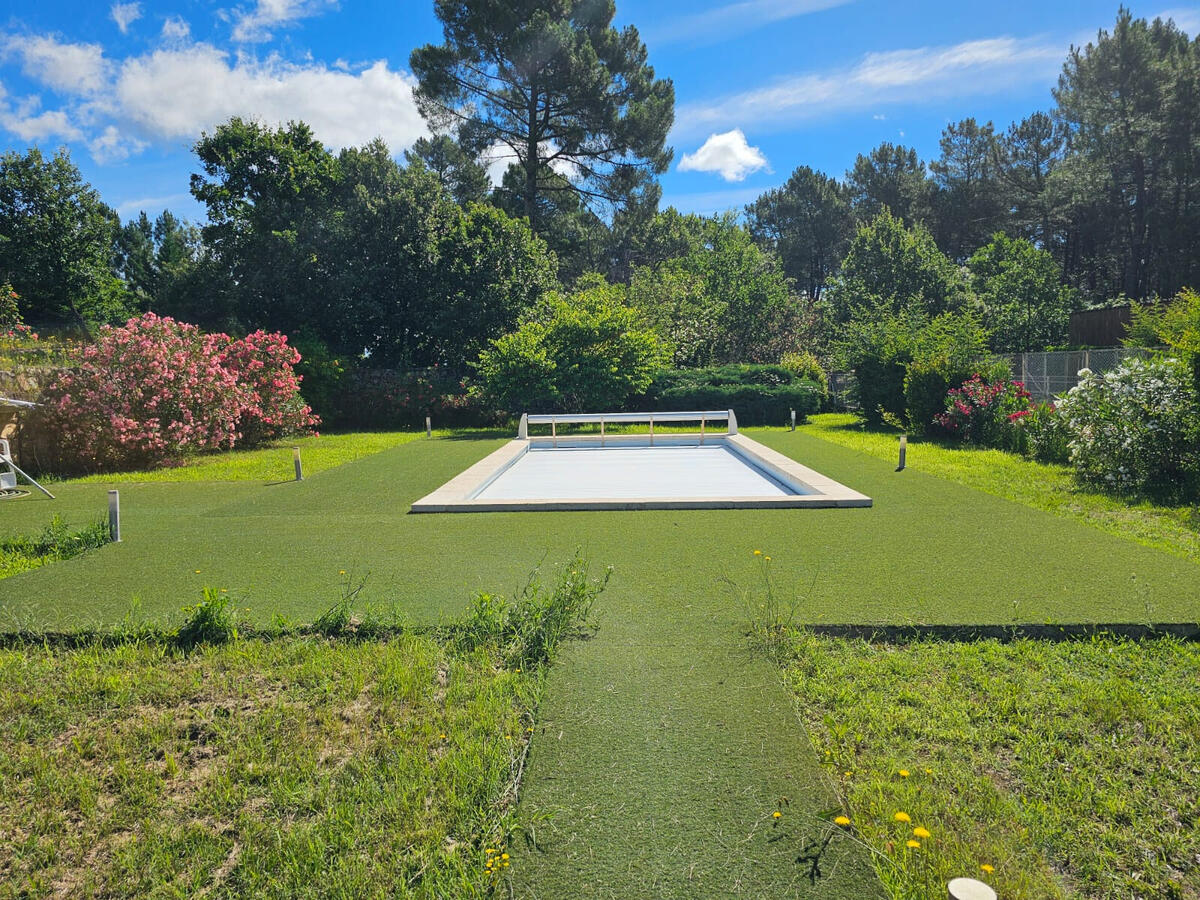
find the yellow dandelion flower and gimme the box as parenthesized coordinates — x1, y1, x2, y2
(772, 811, 782, 819)
(339, 570, 346, 575)
(913, 826, 930, 839)
(894, 811, 911, 823)
(834, 816, 851, 827)
(486, 848, 495, 854)
(924, 767, 932, 774)
(980, 864, 995, 874)
(439, 733, 447, 739)
(764, 555, 772, 561)
(194, 569, 201, 574)
(899, 769, 910, 777)
(753, 549, 762, 556)
(906, 839, 921, 849)
(501, 853, 509, 860)
(844, 770, 852, 777)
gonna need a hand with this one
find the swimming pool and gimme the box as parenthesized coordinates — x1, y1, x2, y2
(411, 411, 871, 512)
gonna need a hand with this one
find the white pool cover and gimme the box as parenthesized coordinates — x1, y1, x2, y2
(474, 445, 799, 500)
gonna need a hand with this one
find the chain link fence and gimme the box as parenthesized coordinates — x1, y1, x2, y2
(828, 347, 1152, 410)
(1001, 348, 1150, 401)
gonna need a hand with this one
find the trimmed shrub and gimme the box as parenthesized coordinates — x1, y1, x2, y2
(640, 364, 820, 426)
(1056, 357, 1200, 497)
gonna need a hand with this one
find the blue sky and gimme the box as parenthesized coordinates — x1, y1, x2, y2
(2, 0, 1198, 224)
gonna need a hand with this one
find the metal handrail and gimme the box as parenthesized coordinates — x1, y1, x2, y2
(518, 410, 738, 446)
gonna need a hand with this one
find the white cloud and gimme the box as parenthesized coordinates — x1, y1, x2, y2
(110, 3, 142, 34)
(674, 35, 1063, 138)
(114, 47, 425, 150)
(0, 28, 427, 165)
(647, 0, 852, 46)
(3, 34, 110, 95)
(0, 87, 84, 141)
(161, 17, 191, 42)
(1154, 7, 1200, 35)
(230, 0, 338, 43)
(88, 124, 146, 162)
(678, 129, 770, 181)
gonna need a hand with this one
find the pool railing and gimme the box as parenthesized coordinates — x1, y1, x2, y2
(518, 410, 738, 447)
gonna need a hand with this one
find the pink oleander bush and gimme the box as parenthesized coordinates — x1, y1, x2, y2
(39, 313, 317, 472)
(934, 375, 1034, 452)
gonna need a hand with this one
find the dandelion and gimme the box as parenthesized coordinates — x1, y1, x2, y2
(753, 549, 762, 556)
(339, 570, 346, 575)
(834, 816, 851, 827)
(913, 826, 930, 839)
(772, 811, 782, 819)
(906, 839, 921, 849)
(843, 770, 852, 777)
(764, 556, 772, 561)
(194, 569, 201, 574)
(894, 811, 911, 823)
(924, 768, 932, 775)
(980, 864, 995, 874)
(501, 853, 509, 860)
(898, 769, 909, 777)
(439, 733, 447, 739)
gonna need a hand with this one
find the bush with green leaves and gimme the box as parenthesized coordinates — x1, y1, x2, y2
(640, 364, 820, 426)
(779, 351, 828, 397)
(1018, 401, 1071, 463)
(840, 311, 995, 429)
(1056, 357, 1200, 498)
(1127, 288, 1200, 389)
(474, 282, 670, 414)
(903, 311, 1000, 434)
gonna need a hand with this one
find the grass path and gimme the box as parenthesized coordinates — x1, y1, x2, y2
(510, 578, 883, 898)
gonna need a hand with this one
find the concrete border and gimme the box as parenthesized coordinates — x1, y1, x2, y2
(410, 433, 871, 513)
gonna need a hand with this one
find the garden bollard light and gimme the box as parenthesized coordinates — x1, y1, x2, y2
(108, 490, 121, 542)
(948, 877, 996, 900)
(426, 416, 432, 438)
(790, 409, 796, 431)
(896, 433, 907, 471)
(293, 447, 303, 481)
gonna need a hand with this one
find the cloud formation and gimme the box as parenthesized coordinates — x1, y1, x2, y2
(675, 35, 1064, 138)
(110, 3, 142, 35)
(647, 0, 851, 46)
(678, 129, 770, 181)
(0, 30, 427, 163)
(230, 0, 338, 43)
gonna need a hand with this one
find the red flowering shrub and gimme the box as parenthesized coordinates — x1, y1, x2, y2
(39, 313, 317, 472)
(934, 375, 1034, 451)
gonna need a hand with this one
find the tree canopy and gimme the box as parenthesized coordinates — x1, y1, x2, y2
(410, 0, 675, 235)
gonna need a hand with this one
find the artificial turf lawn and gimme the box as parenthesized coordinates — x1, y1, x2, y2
(805, 413, 1200, 564)
(4, 428, 1198, 630)
(4, 428, 1199, 897)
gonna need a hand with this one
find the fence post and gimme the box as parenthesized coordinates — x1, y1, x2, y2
(108, 490, 121, 542)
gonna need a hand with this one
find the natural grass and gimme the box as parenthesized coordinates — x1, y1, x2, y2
(777, 631, 1200, 900)
(65, 430, 425, 484)
(0, 553, 604, 898)
(0, 634, 533, 898)
(804, 413, 1200, 564)
(0, 515, 108, 580)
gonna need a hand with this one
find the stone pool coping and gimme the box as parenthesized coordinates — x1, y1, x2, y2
(410, 433, 872, 513)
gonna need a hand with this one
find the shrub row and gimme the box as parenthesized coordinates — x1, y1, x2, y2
(638, 365, 821, 427)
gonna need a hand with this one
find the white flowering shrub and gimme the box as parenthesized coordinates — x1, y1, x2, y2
(1057, 357, 1200, 496)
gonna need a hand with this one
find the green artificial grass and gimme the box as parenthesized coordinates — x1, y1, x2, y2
(804, 413, 1200, 564)
(778, 632, 1200, 900)
(64, 430, 423, 484)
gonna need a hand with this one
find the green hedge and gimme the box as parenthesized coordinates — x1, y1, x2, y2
(638, 365, 821, 426)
